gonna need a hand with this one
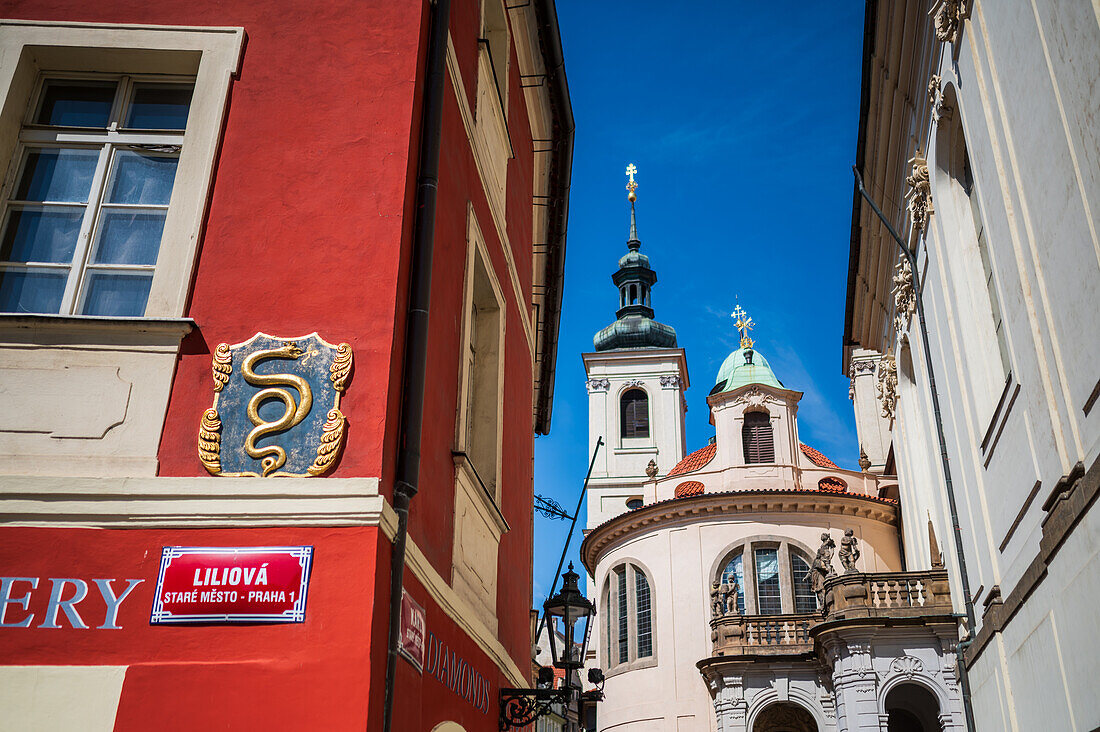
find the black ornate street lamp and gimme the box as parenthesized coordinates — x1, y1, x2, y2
(499, 564, 604, 730)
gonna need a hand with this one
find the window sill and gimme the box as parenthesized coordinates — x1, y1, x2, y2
(980, 372, 1019, 467)
(0, 314, 194, 346)
(614, 445, 657, 455)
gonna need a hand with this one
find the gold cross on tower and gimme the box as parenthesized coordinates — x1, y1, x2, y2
(732, 305, 755, 349)
(626, 163, 638, 201)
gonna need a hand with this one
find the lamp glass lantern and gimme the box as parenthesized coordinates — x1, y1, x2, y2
(543, 562, 594, 676)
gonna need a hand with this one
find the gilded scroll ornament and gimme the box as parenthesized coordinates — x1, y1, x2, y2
(198, 333, 353, 477)
(211, 343, 232, 392)
(198, 408, 223, 475)
(308, 408, 347, 476)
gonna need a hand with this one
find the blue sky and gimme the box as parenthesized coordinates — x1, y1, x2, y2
(532, 2, 867, 603)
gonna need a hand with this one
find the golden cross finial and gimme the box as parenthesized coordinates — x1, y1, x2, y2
(732, 305, 755, 349)
(626, 163, 638, 201)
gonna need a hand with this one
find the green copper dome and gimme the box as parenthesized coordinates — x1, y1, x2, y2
(711, 348, 783, 395)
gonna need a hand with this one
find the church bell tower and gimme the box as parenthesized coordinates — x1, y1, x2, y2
(583, 165, 689, 530)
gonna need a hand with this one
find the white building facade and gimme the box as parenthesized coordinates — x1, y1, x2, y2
(843, 1, 1100, 730)
(580, 185, 965, 732)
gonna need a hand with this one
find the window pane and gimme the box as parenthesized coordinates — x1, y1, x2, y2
(80, 271, 152, 316)
(617, 570, 628, 664)
(16, 149, 99, 202)
(107, 151, 179, 205)
(754, 548, 782, 615)
(605, 584, 612, 666)
(721, 553, 746, 613)
(0, 269, 67, 313)
(1, 207, 84, 263)
(791, 554, 817, 614)
(35, 82, 116, 127)
(124, 84, 193, 130)
(635, 571, 652, 658)
(92, 210, 166, 266)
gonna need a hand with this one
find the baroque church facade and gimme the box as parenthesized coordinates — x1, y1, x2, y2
(579, 178, 965, 731)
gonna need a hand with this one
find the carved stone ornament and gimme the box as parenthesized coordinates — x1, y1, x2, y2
(659, 374, 681, 388)
(892, 257, 917, 332)
(623, 379, 645, 388)
(859, 447, 872, 472)
(199, 332, 352, 477)
(905, 153, 933, 233)
(876, 355, 898, 421)
(931, 0, 966, 44)
(733, 386, 776, 409)
(645, 459, 658, 478)
(890, 655, 925, 678)
(586, 377, 610, 393)
(928, 74, 952, 123)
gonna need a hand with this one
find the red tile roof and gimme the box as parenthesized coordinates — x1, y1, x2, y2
(817, 476, 848, 492)
(667, 443, 717, 477)
(800, 443, 839, 469)
(674, 481, 705, 498)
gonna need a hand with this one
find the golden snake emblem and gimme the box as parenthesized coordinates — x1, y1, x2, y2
(241, 342, 313, 476)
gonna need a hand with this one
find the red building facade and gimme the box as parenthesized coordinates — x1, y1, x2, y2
(0, 1, 571, 729)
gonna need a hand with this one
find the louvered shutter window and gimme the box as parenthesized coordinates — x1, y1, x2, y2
(742, 412, 774, 463)
(620, 389, 650, 438)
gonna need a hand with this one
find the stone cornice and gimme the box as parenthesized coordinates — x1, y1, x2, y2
(580, 489, 898, 573)
(0, 476, 393, 530)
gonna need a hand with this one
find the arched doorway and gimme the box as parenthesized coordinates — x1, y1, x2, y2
(752, 702, 818, 732)
(885, 683, 940, 732)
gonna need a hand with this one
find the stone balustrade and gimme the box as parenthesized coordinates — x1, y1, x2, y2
(822, 569, 953, 620)
(710, 612, 815, 657)
(707, 570, 954, 657)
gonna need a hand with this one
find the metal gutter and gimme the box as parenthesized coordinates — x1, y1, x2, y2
(532, 0, 573, 435)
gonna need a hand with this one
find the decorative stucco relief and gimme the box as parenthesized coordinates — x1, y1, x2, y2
(905, 154, 933, 233)
(586, 378, 610, 393)
(928, 74, 951, 123)
(659, 374, 681, 388)
(623, 379, 645, 388)
(876, 355, 898, 421)
(733, 386, 784, 409)
(892, 257, 916, 333)
(931, 0, 966, 44)
(889, 655, 925, 679)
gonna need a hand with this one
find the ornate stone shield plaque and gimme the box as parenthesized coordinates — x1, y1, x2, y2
(198, 333, 352, 477)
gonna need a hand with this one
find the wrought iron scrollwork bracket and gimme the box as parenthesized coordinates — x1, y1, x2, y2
(499, 687, 571, 730)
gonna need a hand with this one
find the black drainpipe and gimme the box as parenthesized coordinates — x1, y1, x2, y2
(382, 0, 451, 729)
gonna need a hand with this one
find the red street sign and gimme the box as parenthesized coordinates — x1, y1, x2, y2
(150, 546, 313, 624)
(398, 588, 426, 672)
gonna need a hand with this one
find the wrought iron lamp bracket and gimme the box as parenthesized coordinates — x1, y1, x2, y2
(499, 686, 572, 730)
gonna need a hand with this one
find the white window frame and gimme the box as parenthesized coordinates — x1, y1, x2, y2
(601, 561, 657, 676)
(0, 20, 244, 319)
(1, 73, 192, 315)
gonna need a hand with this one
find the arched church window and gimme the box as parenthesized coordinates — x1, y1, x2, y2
(620, 389, 650, 439)
(715, 540, 819, 615)
(602, 563, 656, 671)
(790, 553, 817, 613)
(754, 547, 782, 615)
(742, 411, 774, 463)
(720, 553, 746, 613)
